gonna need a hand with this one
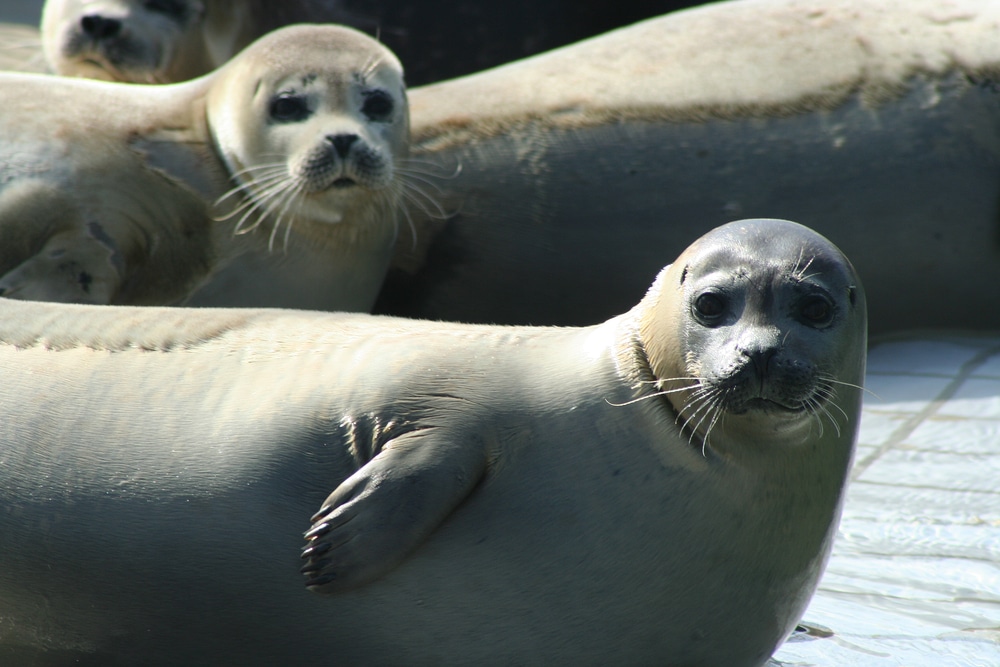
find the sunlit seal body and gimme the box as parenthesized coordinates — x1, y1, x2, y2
(0, 219, 865, 666)
(40, 0, 358, 83)
(0, 23, 409, 311)
(378, 0, 1000, 334)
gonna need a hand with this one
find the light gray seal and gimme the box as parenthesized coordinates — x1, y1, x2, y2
(377, 0, 1000, 334)
(0, 23, 409, 311)
(0, 218, 866, 666)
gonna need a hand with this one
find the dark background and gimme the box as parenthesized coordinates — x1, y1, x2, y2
(339, 1, 705, 85)
(3, 1, 708, 86)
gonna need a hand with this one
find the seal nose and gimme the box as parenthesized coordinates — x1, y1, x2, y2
(81, 14, 122, 40)
(328, 133, 359, 159)
(737, 328, 782, 379)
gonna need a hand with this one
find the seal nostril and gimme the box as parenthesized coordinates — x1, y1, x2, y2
(81, 14, 122, 40)
(328, 133, 359, 159)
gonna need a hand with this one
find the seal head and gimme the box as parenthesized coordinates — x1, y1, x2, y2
(640, 218, 866, 457)
(40, 0, 237, 83)
(207, 24, 409, 248)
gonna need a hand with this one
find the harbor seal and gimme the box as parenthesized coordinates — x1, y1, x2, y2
(0, 23, 409, 311)
(377, 0, 1000, 334)
(40, 0, 360, 83)
(0, 218, 866, 666)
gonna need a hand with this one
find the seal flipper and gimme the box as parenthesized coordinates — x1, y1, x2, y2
(0, 225, 124, 304)
(302, 426, 488, 593)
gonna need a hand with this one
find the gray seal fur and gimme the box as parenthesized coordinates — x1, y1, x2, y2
(0, 218, 866, 666)
(377, 0, 1000, 334)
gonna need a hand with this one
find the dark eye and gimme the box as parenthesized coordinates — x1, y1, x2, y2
(269, 93, 311, 123)
(800, 296, 834, 326)
(694, 292, 726, 324)
(362, 90, 394, 121)
(144, 0, 187, 18)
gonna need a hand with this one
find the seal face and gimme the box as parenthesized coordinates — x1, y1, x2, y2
(0, 24, 409, 311)
(41, 0, 216, 82)
(643, 219, 864, 450)
(39, 0, 368, 84)
(207, 33, 409, 247)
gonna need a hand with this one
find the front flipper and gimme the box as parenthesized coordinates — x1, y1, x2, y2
(0, 224, 125, 304)
(301, 426, 488, 593)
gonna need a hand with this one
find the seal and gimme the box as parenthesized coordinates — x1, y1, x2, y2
(377, 0, 1000, 334)
(40, 0, 359, 83)
(0, 218, 866, 666)
(0, 23, 409, 311)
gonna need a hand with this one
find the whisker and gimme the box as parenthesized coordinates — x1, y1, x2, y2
(823, 377, 878, 398)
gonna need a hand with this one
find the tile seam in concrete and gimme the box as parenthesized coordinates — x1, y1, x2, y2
(851, 345, 1000, 481)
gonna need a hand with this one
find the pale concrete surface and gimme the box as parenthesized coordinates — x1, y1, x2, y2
(773, 336, 1000, 666)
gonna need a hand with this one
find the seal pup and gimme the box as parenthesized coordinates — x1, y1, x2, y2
(377, 0, 1000, 334)
(40, 0, 360, 83)
(0, 23, 409, 311)
(0, 219, 866, 666)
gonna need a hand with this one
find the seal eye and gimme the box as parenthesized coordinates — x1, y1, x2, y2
(144, 0, 187, 18)
(800, 296, 834, 327)
(269, 93, 311, 123)
(694, 292, 726, 324)
(362, 90, 394, 121)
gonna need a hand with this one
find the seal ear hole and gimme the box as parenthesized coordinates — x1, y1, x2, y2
(847, 286, 857, 306)
(693, 291, 726, 325)
(269, 93, 311, 123)
(361, 90, 394, 121)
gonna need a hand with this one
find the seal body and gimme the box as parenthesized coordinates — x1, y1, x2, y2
(0, 219, 866, 666)
(0, 23, 409, 311)
(377, 0, 1000, 334)
(40, 0, 358, 83)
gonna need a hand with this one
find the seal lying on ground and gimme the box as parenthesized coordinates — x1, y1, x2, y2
(0, 23, 409, 311)
(0, 219, 866, 667)
(377, 0, 1000, 334)
(40, 0, 359, 82)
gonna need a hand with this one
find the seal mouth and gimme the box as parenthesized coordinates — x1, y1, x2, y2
(740, 397, 806, 414)
(331, 177, 357, 189)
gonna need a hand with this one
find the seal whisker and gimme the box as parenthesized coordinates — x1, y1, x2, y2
(376, 187, 406, 244)
(605, 380, 703, 407)
(397, 176, 452, 220)
(808, 395, 842, 438)
(396, 157, 463, 180)
(803, 398, 825, 438)
(814, 387, 850, 425)
(274, 182, 309, 253)
(231, 178, 293, 235)
(698, 392, 728, 456)
(681, 388, 721, 449)
(823, 377, 878, 398)
(214, 165, 289, 215)
(233, 171, 302, 233)
(677, 385, 719, 438)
